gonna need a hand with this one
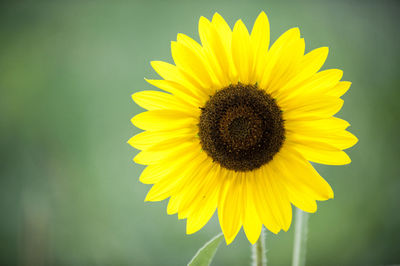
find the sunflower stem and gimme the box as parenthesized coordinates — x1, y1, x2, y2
(252, 227, 266, 266)
(292, 208, 309, 266)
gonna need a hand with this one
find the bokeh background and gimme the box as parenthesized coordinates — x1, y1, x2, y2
(1, 0, 399, 265)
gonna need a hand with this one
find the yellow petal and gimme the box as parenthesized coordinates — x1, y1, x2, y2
(144, 151, 204, 202)
(262, 165, 292, 231)
(250, 169, 281, 234)
(171, 41, 214, 92)
(288, 140, 351, 165)
(185, 164, 221, 234)
(273, 158, 318, 213)
(145, 79, 202, 107)
(243, 172, 263, 244)
(132, 90, 199, 115)
(285, 117, 350, 134)
(176, 33, 220, 88)
(178, 161, 216, 218)
(283, 181, 317, 213)
(176, 33, 203, 56)
(251, 11, 270, 83)
(150, 61, 208, 101)
(304, 69, 344, 94)
(268, 38, 305, 95)
(199, 16, 234, 86)
(172, 156, 212, 218)
(145, 175, 183, 202)
(186, 197, 218, 234)
(139, 164, 170, 184)
(134, 140, 199, 165)
(128, 128, 195, 151)
(287, 130, 358, 150)
(186, 196, 218, 234)
(259, 27, 300, 90)
(279, 47, 329, 94)
(273, 146, 334, 200)
(167, 154, 212, 216)
(218, 173, 244, 244)
(232, 19, 253, 84)
(279, 69, 343, 102)
(131, 110, 197, 131)
(211, 13, 238, 85)
(285, 117, 357, 150)
(326, 81, 351, 97)
(282, 96, 344, 121)
(139, 144, 203, 184)
(211, 13, 232, 50)
(167, 194, 182, 215)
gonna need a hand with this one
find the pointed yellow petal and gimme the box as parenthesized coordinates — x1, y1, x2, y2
(279, 69, 343, 101)
(272, 156, 318, 213)
(326, 81, 351, 97)
(268, 38, 305, 94)
(219, 173, 244, 244)
(186, 199, 217, 234)
(145, 79, 202, 107)
(128, 128, 195, 151)
(132, 90, 199, 115)
(250, 169, 281, 234)
(287, 130, 358, 150)
(167, 194, 182, 215)
(139, 144, 204, 184)
(185, 164, 221, 234)
(282, 97, 344, 121)
(303, 69, 344, 94)
(262, 165, 292, 231)
(211, 13, 232, 49)
(273, 146, 334, 200)
(210, 13, 238, 85)
(178, 161, 216, 217)
(285, 117, 350, 134)
(259, 27, 300, 90)
(172, 156, 213, 219)
(176, 33, 220, 88)
(285, 117, 357, 150)
(299, 46, 329, 77)
(131, 110, 197, 131)
(144, 175, 182, 202)
(139, 164, 170, 184)
(243, 172, 263, 244)
(279, 46, 329, 93)
(251, 11, 270, 83)
(288, 139, 351, 165)
(199, 16, 234, 86)
(176, 33, 203, 55)
(168, 154, 212, 216)
(150, 61, 208, 101)
(134, 140, 199, 165)
(144, 151, 204, 202)
(232, 19, 253, 84)
(283, 180, 317, 213)
(171, 41, 214, 92)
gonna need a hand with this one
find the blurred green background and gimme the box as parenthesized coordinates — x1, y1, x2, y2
(1, 0, 399, 265)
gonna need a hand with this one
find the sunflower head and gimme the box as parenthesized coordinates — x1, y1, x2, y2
(198, 82, 285, 172)
(129, 11, 357, 245)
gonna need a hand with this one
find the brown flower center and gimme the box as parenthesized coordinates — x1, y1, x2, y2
(198, 83, 285, 172)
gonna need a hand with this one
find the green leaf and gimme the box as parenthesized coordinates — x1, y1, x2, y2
(187, 233, 224, 266)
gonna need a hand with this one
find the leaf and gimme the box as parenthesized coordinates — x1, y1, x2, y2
(187, 233, 224, 266)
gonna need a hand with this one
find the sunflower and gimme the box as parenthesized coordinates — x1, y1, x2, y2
(129, 11, 357, 245)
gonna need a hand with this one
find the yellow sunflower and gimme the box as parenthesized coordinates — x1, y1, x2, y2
(129, 11, 357, 245)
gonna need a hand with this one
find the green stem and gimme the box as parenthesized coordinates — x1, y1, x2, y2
(292, 208, 309, 266)
(252, 228, 266, 266)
